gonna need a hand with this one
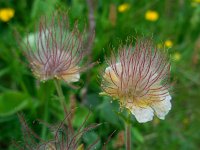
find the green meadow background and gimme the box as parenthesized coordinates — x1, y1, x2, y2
(0, 0, 200, 149)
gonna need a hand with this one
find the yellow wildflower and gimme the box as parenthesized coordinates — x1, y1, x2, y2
(0, 8, 15, 22)
(193, 0, 200, 3)
(165, 40, 173, 48)
(145, 10, 159, 22)
(191, 0, 200, 7)
(173, 52, 181, 61)
(118, 3, 130, 13)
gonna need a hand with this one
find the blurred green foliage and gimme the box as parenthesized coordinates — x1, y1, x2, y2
(0, 0, 200, 149)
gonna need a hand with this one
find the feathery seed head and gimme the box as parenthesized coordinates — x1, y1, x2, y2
(101, 39, 172, 123)
(23, 13, 84, 82)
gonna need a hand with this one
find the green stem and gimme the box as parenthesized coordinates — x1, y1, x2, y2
(20, 80, 28, 94)
(41, 98, 48, 140)
(54, 79, 74, 131)
(54, 79, 68, 114)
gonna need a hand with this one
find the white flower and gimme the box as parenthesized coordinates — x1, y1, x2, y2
(101, 40, 172, 123)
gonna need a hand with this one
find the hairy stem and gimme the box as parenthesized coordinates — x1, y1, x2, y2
(125, 119, 132, 150)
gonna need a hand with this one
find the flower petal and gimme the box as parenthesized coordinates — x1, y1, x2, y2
(61, 66, 80, 83)
(62, 73, 80, 83)
(151, 93, 172, 120)
(130, 105, 154, 123)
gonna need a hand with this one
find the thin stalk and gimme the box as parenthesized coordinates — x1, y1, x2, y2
(20, 80, 28, 94)
(125, 122, 131, 150)
(125, 114, 132, 150)
(54, 79, 68, 114)
(54, 79, 73, 131)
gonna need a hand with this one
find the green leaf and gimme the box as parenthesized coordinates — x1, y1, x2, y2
(71, 0, 85, 18)
(83, 131, 100, 149)
(84, 93, 101, 108)
(31, 0, 58, 19)
(97, 97, 121, 127)
(0, 91, 30, 117)
(0, 68, 9, 78)
(72, 106, 94, 128)
(132, 127, 144, 143)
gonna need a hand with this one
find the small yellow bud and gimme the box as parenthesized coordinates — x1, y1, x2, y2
(145, 10, 159, 21)
(164, 40, 173, 48)
(173, 52, 181, 61)
(118, 3, 130, 13)
(193, 0, 200, 3)
(0, 8, 15, 22)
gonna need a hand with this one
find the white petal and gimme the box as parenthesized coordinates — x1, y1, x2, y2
(151, 94, 172, 120)
(61, 66, 80, 83)
(62, 73, 80, 83)
(130, 105, 154, 123)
